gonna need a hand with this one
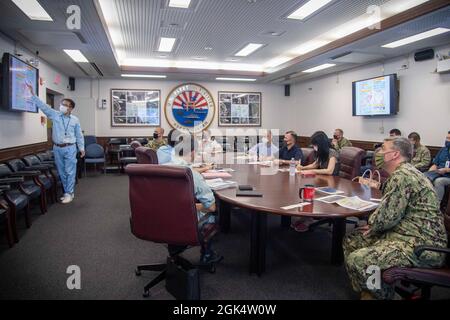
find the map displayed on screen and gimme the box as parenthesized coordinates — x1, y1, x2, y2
(10, 56, 37, 112)
(354, 76, 391, 116)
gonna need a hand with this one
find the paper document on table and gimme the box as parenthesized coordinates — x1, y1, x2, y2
(202, 171, 233, 179)
(205, 178, 237, 191)
(335, 196, 378, 211)
(235, 155, 251, 160)
(315, 187, 345, 195)
(278, 168, 300, 173)
(281, 202, 312, 210)
(212, 168, 235, 172)
(316, 195, 348, 204)
(248, 161, 273, 166)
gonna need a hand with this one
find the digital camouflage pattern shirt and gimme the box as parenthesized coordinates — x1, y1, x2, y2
(411, 144, 431, 170)
(145, 138, 167, 151)
(368, 162, 447, 250)
(335, 137, 352, 151)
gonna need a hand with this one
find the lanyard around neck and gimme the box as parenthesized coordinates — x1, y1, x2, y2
(61, 115, 71, 136)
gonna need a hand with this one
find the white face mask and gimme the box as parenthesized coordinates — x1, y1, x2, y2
(59, 105, 68, 113)
(313, 146, 318, 152)
(262, 137, 269, 144)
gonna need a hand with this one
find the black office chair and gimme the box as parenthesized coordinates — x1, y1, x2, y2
(7, 159, 55, 204)
(0, 187, 14, 248)
(0, 174, 31, 243)
(22, 155, 62, 199)
(0, 163, 46, 215)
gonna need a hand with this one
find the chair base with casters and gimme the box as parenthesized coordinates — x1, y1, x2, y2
(134, 223, 221, 299)
(135, 244, 220, 299)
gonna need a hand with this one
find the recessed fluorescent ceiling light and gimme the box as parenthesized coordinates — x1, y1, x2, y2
(122, 58, 264, 72)
(121, 74, 167, 78)
(168, 0, 191, 8)
(235, 43, 264, 57)
(382, 27, 450, 48)
(287, 0, 333, 20)
(158, 37, 177, 52)
(266, 0, 430, 70)
(63, 50, 89, 63)
(302, 63, 336, 73)
(12, 0, 53, 21)
(216, 77, 257, 82)
(97, 0, 126, 64)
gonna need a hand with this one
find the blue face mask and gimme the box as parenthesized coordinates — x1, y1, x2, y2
(446, 141, 450, 149)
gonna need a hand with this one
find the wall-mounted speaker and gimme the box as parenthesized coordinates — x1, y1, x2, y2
(414, 48, 434, 62)
(68, 77, 76, 91)
(284, 84, 290, 97)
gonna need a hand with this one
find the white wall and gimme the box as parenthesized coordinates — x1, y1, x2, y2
(291, 44, 450, 146)
(0, 33, 70, 149)
(71, 44, 450, 146)
(71, 79, 292, 137)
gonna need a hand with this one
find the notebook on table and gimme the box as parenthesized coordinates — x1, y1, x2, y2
(201, 172, 233, 179)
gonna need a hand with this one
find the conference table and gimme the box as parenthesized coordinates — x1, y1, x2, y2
(213, 163, 382, 276)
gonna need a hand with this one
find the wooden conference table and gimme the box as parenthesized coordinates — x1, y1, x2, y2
(213, 164, 382, 276)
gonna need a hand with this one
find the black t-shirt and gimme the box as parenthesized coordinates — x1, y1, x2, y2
(279, 145, 304, 164)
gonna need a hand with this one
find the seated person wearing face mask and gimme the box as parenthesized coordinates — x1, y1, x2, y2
(332, 128, 352, 151)
(408, 132, 431, 172)
(248, 130, 279, 161)
(199, 130, 223, 155)
(297, 131, 340, 176)
(146, 127, 167, 151)
(424, 131, 450, 202)
(343, 137, 447, 300)
(278, 131, 303, 165)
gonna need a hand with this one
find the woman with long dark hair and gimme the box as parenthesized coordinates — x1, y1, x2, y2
(297, 131, 340, 176)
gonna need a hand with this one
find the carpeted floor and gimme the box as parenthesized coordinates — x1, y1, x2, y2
(0, 174, 449, 300)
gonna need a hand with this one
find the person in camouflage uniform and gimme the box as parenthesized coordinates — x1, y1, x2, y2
(408, 132, 431, 172)
(332, 128, 352, 151)
(343, 137, 447, 300)
(145, 127, 167, 151)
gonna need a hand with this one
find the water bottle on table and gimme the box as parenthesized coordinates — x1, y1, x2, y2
(289, 158, 296, 176)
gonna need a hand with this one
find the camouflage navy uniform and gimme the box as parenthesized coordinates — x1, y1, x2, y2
(411, 144, 431, 171)
(343, 162, 447, 299)
(335, 137, 352, 151)
(145, 138, 167, 151)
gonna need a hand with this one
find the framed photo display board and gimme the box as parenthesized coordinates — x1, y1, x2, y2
(218, 92, 261, 127)
(111, 89, 161, 127)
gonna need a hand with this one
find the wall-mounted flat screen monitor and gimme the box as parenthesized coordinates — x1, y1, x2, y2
(352, 74, 398, 116)
(1, 53, 39, 113)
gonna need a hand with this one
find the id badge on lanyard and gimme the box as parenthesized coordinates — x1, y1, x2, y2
(62, 116, 71, 143)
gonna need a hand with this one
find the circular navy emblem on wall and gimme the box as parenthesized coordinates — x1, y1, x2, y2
(165, 83, 215, 133)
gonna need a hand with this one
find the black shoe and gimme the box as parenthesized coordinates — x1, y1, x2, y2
(200, 251, 223, 265)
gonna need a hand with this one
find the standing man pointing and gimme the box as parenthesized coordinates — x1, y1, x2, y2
(27, 84, 85, 204)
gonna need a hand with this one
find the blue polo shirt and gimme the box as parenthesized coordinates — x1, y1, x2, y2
(279, 144, 304, 164)
(433, 147, 450, 168)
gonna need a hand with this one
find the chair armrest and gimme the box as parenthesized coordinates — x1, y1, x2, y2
(0, 177, 25, 185)
(414, 245, 450, 257)
(9, 171, 41, 177)
(24, 165, 51, 171)
(41, 161, 55, 166)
